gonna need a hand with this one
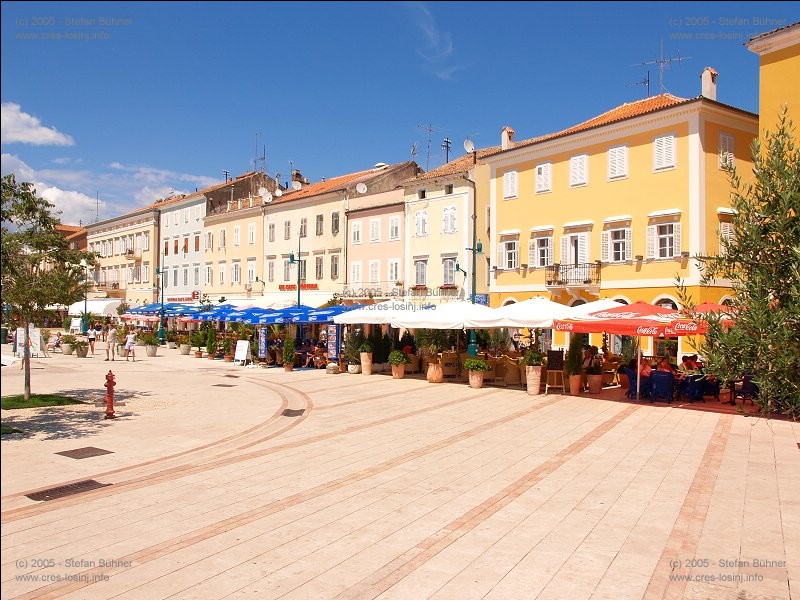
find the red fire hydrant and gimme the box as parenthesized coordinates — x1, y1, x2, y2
(104, 370, 116, 419)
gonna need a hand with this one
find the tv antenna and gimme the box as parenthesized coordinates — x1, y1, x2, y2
(417, 123, 442, 170)
(629, 70, 651, 98)
(222, 170, 230, 183)
(441, 137, 452, 163)
(95, 190, 99, 222)
(410, 142, 418, 160)
(253, 133, 266, 173)
(634, 40, 690, 95)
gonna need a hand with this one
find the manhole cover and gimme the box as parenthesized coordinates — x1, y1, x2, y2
(26, 480, 111, 501)
(212, 383, 235, 387)
(282, 409, 305, 417)
(224, 374, 239, 378)
(55, 447, 114, 460)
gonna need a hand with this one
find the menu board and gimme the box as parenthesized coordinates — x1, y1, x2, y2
(258, 327, 267, 359)
(326, 324, 339, 361)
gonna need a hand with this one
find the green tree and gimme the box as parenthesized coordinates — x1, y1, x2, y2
(679, 109, 800, 419)
(1, 174, 94, 400)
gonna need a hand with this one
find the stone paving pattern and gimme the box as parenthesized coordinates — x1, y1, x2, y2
(1, 342, 798, 599)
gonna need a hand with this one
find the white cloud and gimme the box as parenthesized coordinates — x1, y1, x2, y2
(411, 2, 460, 81)
(1, 102, 75, 146)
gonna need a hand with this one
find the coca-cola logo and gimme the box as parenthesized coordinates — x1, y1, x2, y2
(672, 321, 698, 332)
(555, 322, 574, 331)
(636, 326, 659, 335)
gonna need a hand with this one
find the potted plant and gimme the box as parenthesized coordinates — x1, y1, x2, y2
(139, 331, 160, 357)
(178, 332, 192, 355)
(359, 340, 374, 375)
(282, 336, 296, 371)
(165, 329, 178, 349)
(61, 333, 77, 355)
(342, 330, 364, 374)
(206, 328, 218, 359)
(587, 359, 604, 394)
(565, 334, 585, 395)
(190, 331, 205, 357)
(388, 349, 411, 379)
(416, 328, 448, 383)
(40, 328, 50, 353)
(522, 347, 545, 396)
(72, 337, 89, 358)
(464, 357, 490, 388)
(221, 336, 234, 362)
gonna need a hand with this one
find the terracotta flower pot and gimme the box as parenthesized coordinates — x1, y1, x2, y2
(468, 370, 485, 388)
(360, 352, 373, 375)
(391, 363, 405, 379)
(525, 365, 543, 396)
(569, 374, 583, 395)
(427, 362, 444, 383)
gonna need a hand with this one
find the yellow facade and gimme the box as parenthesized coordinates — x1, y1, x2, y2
(485, 95, 757, 355)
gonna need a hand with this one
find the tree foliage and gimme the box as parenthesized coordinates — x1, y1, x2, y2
(680, 109, 800, 419)
(1, 174, 94, 398)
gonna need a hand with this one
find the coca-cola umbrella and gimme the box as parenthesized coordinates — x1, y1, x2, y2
(552, 301, 707, 399)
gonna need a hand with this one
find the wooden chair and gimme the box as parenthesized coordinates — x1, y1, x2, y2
(441, 351, 458, 378)
(501, 356, 522, 387)
(483, 358, 497, 383)
(405, 353, 421, 374)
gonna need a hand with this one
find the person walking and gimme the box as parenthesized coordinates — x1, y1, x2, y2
(124, 329, 136, 362)
(106, 323, 118, 361)
(87, 324, 97, 355)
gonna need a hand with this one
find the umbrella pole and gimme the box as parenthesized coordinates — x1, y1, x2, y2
(636, 338, 642, 401)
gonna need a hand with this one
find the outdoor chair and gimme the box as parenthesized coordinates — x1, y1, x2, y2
(649, 370, 675, 403)
(441, 351, 458, 378)
(624, 367, 651, 400)
(732, 374, 758, 405)
(405, 353, 421, 374)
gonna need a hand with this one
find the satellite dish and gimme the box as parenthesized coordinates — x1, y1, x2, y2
(356, 182, 367, 194)
(257, 186, 267, 198)
(264, 192, 273, 203)
(291, 180, 302, 191)
(463, 138, 475, 154)
(274, 188, 283, 197)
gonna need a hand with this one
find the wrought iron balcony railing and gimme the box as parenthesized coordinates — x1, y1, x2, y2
(544, 262, 601, 288)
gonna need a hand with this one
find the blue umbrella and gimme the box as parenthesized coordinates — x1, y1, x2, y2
(195, 304, 236, 322)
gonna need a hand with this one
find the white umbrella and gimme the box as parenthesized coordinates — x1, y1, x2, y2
(491, 297, 572, 328)
(564, 298, 625, 317)
(333, 299, 432, 325)
(391, 301, 498, 330)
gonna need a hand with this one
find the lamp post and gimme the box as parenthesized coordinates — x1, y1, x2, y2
(79, 259, 89, 335)
(463, 139, 483, 356)
(289, 230, 303, 343)
(155, 262, 165, 344)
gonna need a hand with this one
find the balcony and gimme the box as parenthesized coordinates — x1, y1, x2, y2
(545, 262, 601, 292)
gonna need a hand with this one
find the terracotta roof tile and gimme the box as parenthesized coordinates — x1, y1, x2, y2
(273, 162, 416, 203)
(412, 147, 501, 181)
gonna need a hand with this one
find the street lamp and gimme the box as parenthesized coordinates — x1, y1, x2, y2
(155, 262, 165, 344)
(289, 229, 304, 343)
(79, 259, 89, 335)
(463, 138, 483, 356)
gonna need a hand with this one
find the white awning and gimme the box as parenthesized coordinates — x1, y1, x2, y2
(67, 299, 122, 316)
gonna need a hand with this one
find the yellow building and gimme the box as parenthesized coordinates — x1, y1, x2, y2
(484, 69, 758, 356)
(746, 21, 800, 136)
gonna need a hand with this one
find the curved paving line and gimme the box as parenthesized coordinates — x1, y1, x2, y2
(6, 395, 565, 599)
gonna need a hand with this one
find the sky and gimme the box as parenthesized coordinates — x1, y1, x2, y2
(2, 1, 797, 226)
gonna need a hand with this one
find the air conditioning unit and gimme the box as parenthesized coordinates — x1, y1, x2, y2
(244, 283, 252, 291)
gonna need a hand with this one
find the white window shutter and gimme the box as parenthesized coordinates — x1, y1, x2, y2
(719, 133, 734, 169)
(560, 236, 569, 264)
(578, 233, 589, 263)
(528, 239, 536, 266)
(672, 222, 682, 256)
(600, 231, 609, 262)
(625, 228, 632, 260)
(497, 243, 504, 269)
(646, 225, 656, 258)
(546, 238, 553, 266)
(719, 221, 734, 254)
(503, 171, 517, 198)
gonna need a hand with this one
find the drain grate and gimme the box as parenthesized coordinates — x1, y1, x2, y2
(282, 409, 305, 417)
(212, 383, 236, 387)
(56, 447, 113, 459)
(224, 374, 239, 378)
(26, 480, 111, 501)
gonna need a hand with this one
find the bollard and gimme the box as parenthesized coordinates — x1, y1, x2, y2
(104, 370, 116, 419)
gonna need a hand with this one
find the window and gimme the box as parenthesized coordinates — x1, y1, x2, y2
(654, 134, 676, 171)
(351, 221, 362, 244)
(560, 233, 590, 265)
(233, 226, 240, 247)
(298, 259, 307, 281)
(300, 217, 307, 238)
(646, 222, 682, 259)
(331, 211, 340, 235)
(418, 189, 426, 200)
(173, 212, 178, 226)
(173, 269, 178, 287)
(194, 234, 200, 252)
(247, 260, 255, 283)
(142, 265, 149, 283)
(268, 260, 274, 282)
(184, 208, 190, 223)
(719, 132, 734, 169)
(569, 154, 588, 187)
(232, 262, 241, 284)
(503, 170, 518, 199)
(174, 238, 179, 255)
(193, 265, 199, 286)
(719, 221, 734, 255)
(164, 240, 169, 256)
(330, 254, 339, 280)
(284, 221, 291, 240)
(315, 214, 324, 236)
(315, 256, 324, 280)
(205, 232, 213, 250)
(528, 235, 553, 268)
(535, 162, 552, 193)
(164, 216, 169, 229)
(283, 260, 291, 282)
(195, 205, 202, 220)
(268, 223, 275, 243)
(442, 258, 456, 285)
(414, 260, 427, 286)
(248, 223, 256, 244)
(218, 264, 225, 285)
(389, 217, 400, 240)
(444, 184, 453, 195)
(388, 258, 400, 283)
(608, 145, 628, 180)
(442, 206, 456, 234)
(601, 227, 632, 262)
(497, 236, 519, 270)
(141, 233, 149, 251)
(415, 211, 428, 237)
(205, 265, 213, 285)
(218, 229, 226, 249)
(183, 267, 189, 286)
(350, 262, 362, 287)
(368, 260, 380, 284)
(369, 218, 380, 242)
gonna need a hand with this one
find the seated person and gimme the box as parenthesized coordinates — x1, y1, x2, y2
(639, 356, 653, 381)
(301, 340, 315, 367)
(657, 356, 678, 375)
(49, 332, 63, 351)
(312, 344, 328, 369)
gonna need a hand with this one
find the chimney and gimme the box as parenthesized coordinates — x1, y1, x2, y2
(501, 126, 515, 150)
(701, 67, 718, 101)
(291, 169, 303, 183)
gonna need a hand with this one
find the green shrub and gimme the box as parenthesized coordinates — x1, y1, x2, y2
(522, 348, 544, 366)
(565, 335, 584, 376)
(388, 350, 411, 365)
(464, 357, 490, 372)
(282, 336, 295, 365)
